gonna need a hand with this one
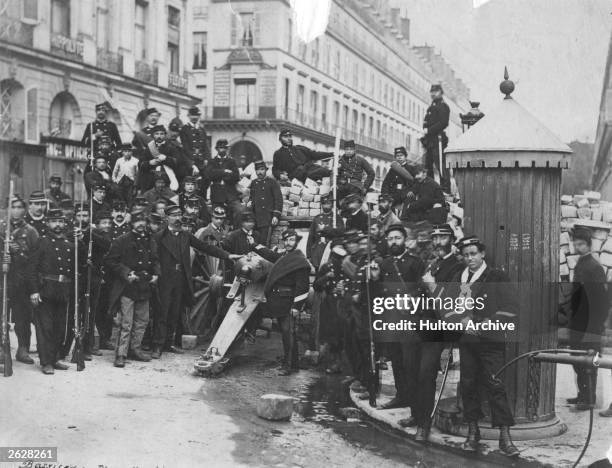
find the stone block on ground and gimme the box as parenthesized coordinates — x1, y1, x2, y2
(257, 394, 294, 421)
(561, 205, 578, 218)
(577, 207, 592, 219)
(561, 194, 573, 204)
(182, 335, 198, 350)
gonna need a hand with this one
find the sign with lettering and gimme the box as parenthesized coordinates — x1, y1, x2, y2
(50, 35, 84, 60)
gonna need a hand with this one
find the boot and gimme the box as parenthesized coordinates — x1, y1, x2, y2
(114, 356, 125, 368)
(498, 426, 519, 457)
(599, 403, 612, 417)
(129, 349, 152, 362)
(15, 346, 34, 364)
(462, 422, 480, 452)
(151, 347, 161, 359)
(566, 396, 582, 404)
(53, 361, 69, 370)
(415, 425, 430, 442)
(42, 364, 54, 375)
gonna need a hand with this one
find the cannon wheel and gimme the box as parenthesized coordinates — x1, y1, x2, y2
(183, 254, 229, 337)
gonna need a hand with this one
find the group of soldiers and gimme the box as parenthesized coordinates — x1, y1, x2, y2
(1, 84, 533, 454)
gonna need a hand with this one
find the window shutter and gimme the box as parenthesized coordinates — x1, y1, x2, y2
(230, 13, 237, 47)
(253, 12, 261, 47)
(25, 87, 38, 143)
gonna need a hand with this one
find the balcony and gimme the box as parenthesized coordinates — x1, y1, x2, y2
(135, 60, 158, 85)
(50, 34, 84, 61)
(168, 72, 188, 92)
(0, 116, 25, 142)
(41, 135, 88, 160)
(49, 117, 72, 139)
(97, 48, 123, 74)
(0, 15, 34, 48)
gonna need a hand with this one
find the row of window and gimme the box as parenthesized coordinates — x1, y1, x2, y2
(284, 18, 427, 125)
(286, 79, 422, 153)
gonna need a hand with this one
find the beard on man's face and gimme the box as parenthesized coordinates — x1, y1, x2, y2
(388, 244, 405, 256)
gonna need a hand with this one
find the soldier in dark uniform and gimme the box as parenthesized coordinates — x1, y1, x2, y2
(180, 106, 210, 196)
(255, 229, 310, 375)
(85, 154, 114, 196)
(44, 174, 72, 209)
(421, 84, 450, 192)
(563, 228, 608, 411)
(208, 139, 242, 228)
(370, 224, 424, 417)
(410, 224, 463, 441)
(106, 209, 160, 367)
(306, 194, 344, 268)
(249, 161, 282, 245)
(196, 206, 228, 246)
(381, 147, 416, 217)
(338, 140, 374, 195)
(26, 209, 85, 374)
(91, 184, 111, 218)
(81, 102, 122, 152)
(183, 196, 209, 231)
(25, 191, 48, 236)
(110, 200, 130, 240)
(341, 193, 368, 233)
(178, 176, 200, 211)
(402, 165, 447, 226)
(1, 194, 39, 364)
(222, 211, 261, 255)
(151, 208, 241, 358)
(445, 236, 519, 456)
(272, 129, 333, 183)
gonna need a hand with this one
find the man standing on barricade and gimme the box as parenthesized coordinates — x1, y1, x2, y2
(337, 140, 374, 196)
(249, 160, 282, 246)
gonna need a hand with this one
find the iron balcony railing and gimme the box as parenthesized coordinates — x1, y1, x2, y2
(0, 116, 25, 142)
(0, 15, 34, 47)
(135, 60, 158, 85)
(97, 48, 124, 74)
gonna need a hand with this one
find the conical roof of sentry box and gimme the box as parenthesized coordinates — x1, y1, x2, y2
(446, 95, 571, 154)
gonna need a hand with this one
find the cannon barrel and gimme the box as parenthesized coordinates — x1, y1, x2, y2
(533, 352, 612, 369)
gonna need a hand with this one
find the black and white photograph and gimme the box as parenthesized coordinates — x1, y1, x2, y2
(1, 0, 612, 466)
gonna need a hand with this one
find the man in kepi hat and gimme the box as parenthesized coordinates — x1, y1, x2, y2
(254, 229, 310, 375)
(338, 139, 374, 196)
(106, 208, 160, 367)
(81, 101, 122, 151)
(44, 174, 72, 209)
(306, 193, 344, 268)
(0, 194, 39, 364)
(443, 235, 519, 456)
(26, 209, 84, 374)
(272, 128, 333, 184)
(249, 160, 283, 246)
(195, 206, 228, 247)
(381, 146, 417, 217)
(208, 139, 242, 227)
(561, 227, 608, 412)
(137, 124, 180, 193)
(421, 84, 450, 192)
(25, 190, 48, 236)
(180, 106, 210, 180)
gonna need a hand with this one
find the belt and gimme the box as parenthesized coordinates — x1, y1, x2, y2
(272, 286, 293, 293)
(41, 274, 72, 283)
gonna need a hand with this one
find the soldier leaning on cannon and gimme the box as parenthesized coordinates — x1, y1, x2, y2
(151, 206, 242, 359)
(1, 194, 39, 364)
(254, 229, 311, 376)
(272, 128, 333, 184)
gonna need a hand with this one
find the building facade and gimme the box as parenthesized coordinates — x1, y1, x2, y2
(592, 32, 612, 198)
(0, 0, 199, 201)
(190, 0, 470, 188)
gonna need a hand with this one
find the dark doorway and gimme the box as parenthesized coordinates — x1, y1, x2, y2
(230, 140, 263, 166)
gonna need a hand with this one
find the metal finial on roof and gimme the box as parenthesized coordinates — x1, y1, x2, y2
(500, 66, 515, 99)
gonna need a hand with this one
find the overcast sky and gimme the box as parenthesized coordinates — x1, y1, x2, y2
(395, 0, 612, 143)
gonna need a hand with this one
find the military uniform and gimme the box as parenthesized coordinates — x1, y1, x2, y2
(81, 119, 122, 151)
(381, 163, 416, 207)
(250, 174, 283, 245)
(26, 223, 83, 369)
(25, 212, 47, 237)
(44, 188, 72, 209)
(207, 153, 242, 227)
(306, 211, 344, 268)
(106, 226, 160, 360)
(222, 228, 261, 255)
(272, 130, 332, 183)
(0, 218, 39, 357)
(110, 220, 130, 241)
(338, 154, 375, 193)
(180, 119, 210, 181)
(402, 176, 446, 225)
(421, 91, 450, 191)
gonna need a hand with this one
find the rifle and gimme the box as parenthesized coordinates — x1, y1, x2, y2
(84, 169, 94, 348)
(332, 128, 341, 228)
(2, 180, 14, 377)
(71, 189, 85, 371)
(365, 201, 379, 407)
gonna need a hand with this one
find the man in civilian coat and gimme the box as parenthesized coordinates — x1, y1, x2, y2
(402, 165, 447, 226)
(196, 206, 229, 247)
(151, 206, 242, 358)
(341, 193, 368, 233)
(272, 128, 333, 183)
(207, 139, 242, 227)
(249, 161, 282, 245)
(221, 211, 261, 255)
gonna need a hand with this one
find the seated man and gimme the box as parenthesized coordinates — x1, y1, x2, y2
(402, 164, 447, 226)
(272, 128, 332, 183)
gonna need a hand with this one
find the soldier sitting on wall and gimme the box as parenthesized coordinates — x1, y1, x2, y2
(272, 128, 333, 184)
